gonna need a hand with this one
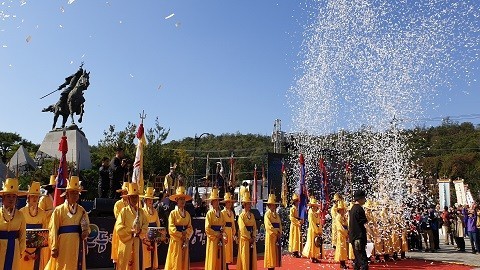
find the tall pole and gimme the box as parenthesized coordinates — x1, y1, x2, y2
(193, 132, 211, 202)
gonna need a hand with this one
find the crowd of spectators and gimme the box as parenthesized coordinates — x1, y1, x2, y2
(408, 204, 480, 254)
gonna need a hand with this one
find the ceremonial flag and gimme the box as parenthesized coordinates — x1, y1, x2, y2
(281, 160, 287, 207)
(319, 158, 329, 219)
(253, 164, 257, 207)
(262, 165, 266, 199)
(132, 121, 146, 193)
(229, 153, 235, 187)
(53, 130, 68, 207)
(299, 154, 307, 220)
(206, 153, 210, 187)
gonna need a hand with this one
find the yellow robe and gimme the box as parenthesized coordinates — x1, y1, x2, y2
(164, 207, 194, 270)
(288, 205, 301, 253)
(115, 205, 148, 270)
(205, 208, 226, 270)
(302, 208, 322, 259)
(330, 204, 338, 247)
(372, 215, 384, 256)
(236, 209, 257, 270)
(164, 174, 176, 195)
(391, 216, 402, 254)
(111, 199, 128, 262)
(334, 214, 348, 262)
(143, 206, 160, 269)
(0, 207, 26, 270)
(264, 209, 282, 268)
(19, 206, 48, 270)
(38, 195, 54, 221)
(221, 208, 236, 264)
(45, 202, 91, 270)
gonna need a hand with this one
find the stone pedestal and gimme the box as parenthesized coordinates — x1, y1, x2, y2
(36, 128, 92, 170)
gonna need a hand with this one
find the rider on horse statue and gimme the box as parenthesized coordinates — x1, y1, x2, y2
(42, 63, 90, 130)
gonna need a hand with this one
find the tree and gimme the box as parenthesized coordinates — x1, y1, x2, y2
(0, 132, 22, 163)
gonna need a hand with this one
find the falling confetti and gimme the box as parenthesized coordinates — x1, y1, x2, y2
(20, 0, 26, 6)
(60, 6, 64, 13)
(285, 0, 480, 247)
(26, 35, 31, 42)
(70, 60, 74, 64)
(165, 13, 175, 20)
(119, 20, 122, 24)
(59, 24, 63, 28)
(81, 53, 85, 58)
(129, 74, 134, 78)
(2, 45, 6, 48)
(157, 84, 162, 90)
(68, 0, 75, 4)
(175, 22, 181, 28)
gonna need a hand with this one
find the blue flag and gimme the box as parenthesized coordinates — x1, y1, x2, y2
(299, 154, 307, 220)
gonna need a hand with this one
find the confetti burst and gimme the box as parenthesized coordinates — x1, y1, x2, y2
(165, 13, 175, 20)
(286, 0, 479, 245)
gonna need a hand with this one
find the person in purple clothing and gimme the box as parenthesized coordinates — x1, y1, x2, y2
(464, 207, 478, 254)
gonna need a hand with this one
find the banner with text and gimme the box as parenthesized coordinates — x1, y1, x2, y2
(438, 179, 451, 209)
(453, 179, 467, 206)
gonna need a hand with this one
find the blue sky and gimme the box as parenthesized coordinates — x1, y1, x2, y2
(0, 1, 478, 145)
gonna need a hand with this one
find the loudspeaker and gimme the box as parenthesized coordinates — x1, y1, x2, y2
(93, 198, 115, 216)
(250, 208, 262, 220)
(267, 153, 285, 200)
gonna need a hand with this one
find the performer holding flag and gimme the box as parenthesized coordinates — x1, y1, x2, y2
(45, 176, 90, 270)
(132, 111, 147, 194)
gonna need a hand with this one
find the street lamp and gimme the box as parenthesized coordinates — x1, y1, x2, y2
(193, 133, 211, 201)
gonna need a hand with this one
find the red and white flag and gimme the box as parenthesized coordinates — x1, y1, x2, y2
(132, 122, 146, 193)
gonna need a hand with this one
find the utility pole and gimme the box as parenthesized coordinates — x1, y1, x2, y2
(271, 119, 285, 154)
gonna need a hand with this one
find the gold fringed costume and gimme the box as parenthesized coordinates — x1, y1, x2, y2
(0, 178, 27, 270)
(236, 193, 257, 270)
(111, 182, 128, 264)
(19, 182, 49, 270)
(164, 186, 194, 270)
(334, 201, 348, 263)
(288, 194, 302, 254)
(114, 183, 148, 270)
(45, 177, 90, 270)
(221, 193, 236, 265)
(264, 194, 282, 269)
(302, 198, 322, 260)
(141, 187, 161, 270)
(204, 189, 226, 270)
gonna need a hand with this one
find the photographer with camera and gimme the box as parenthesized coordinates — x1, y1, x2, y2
(109, 147, 128, 199)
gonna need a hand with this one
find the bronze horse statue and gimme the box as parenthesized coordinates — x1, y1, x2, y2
(42, 70, 90, 130)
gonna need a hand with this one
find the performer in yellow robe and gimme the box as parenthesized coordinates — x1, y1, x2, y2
(221, 192, 236, 267)
(288, 193, 302, 258)
(347, 202, 355, 262)
(380, 207, 393, 261)
(236, 192, 257, 270)
(164, 186, 194, 270)
(39, 175, 56, 220)
(391, 210, 402, 260)
(331, 193, 343, 249)
(141, 186, 160, 270)
(264, 194, 282, 270)
(163, 165, 177, 196)
(111, 182, 128, 267)
(334, 200, 348, 269)
(115, 183, 149, 270)
(302, 198, 322, 263)
(19, 182, 48, 270)
(364, 200, 376, 261)
(0, 178, 26, 270)
(205, 188, 226, 270)
(45, 176, 91, 270)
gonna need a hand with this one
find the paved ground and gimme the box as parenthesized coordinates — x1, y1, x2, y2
(407, 241, 480, 269)
(90, 240, 480, 270)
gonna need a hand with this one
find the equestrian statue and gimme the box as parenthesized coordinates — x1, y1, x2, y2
(41, 63, 90, 130)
